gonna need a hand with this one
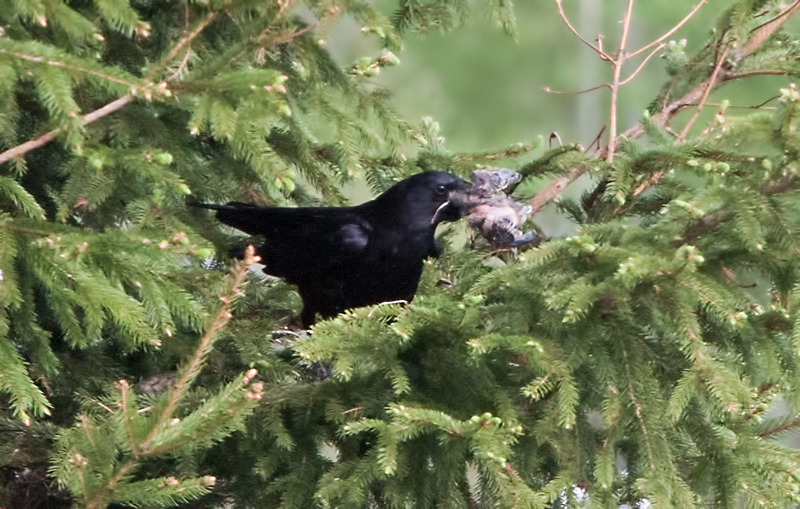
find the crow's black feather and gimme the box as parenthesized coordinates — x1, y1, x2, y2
(195, 171, 470, 326)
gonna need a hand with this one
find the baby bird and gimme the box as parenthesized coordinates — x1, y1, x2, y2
(444, 168, 537, 248)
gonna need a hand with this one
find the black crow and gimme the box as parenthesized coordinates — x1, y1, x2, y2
(196, 171, 470, 326)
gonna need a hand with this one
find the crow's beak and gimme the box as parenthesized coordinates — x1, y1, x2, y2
(431, 200, 455, 224)
(431, 188, 474, 225)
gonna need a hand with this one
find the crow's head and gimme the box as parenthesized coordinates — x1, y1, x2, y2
(377, 171, 471, 226)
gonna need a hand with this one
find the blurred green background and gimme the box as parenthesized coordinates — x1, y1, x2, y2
(322, 0, 798, 235)
(328, 0, 793, 152)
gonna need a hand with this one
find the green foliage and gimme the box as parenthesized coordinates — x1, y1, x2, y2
(4, 0, 800, 508)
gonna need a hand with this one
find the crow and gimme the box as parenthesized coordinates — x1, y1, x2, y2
(196, 171, 471, 326)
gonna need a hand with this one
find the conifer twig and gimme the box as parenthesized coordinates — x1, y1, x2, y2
(83, 248, 259, 509)
(139, 246, 258, 453)
(553, 0, 612, 61)
(675, 173, 797, 246)
(675, 45, 730, 142)
(150, 10, 218, 81)
(739, 0, 800, 60)
(599, 1, 800, 160)
(0, 95, 133, 166)
(0, 8, 219, 167)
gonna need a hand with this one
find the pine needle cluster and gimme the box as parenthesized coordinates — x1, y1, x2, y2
(4, 0, 800, 508)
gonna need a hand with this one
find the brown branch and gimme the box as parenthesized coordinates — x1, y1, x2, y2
(261, 22, 318, 47)
(618, 43, 667, 86)
(150, 10, 218, 81)
(0, 9, 222, 167)
(628, 0, 707, 58)
(528, 164, 588, 215)
(739, 0, 800, 60)
(0, 95, 133, 166)
(675, 174, 797, 246)
(139, 246, 257, 454)
(0, 49, 149, 92)
(554, 0, 613, 61)
(606, 0, 636, 163)
(758, 417, 800, 438)
(676, 45, 730, 142)
(543, 83, 610, 95)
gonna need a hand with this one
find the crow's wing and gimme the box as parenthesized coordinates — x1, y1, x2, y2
(209, 202, 372, 281)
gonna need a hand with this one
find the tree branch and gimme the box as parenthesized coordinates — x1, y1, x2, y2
(528, 164, 589, 215)
(0, 9, 220, 167)
(553, 0, 613, 61)
(139, 246, 257, 453)
(676, 45, 730, 142)
(628, 0, 707, 58)
(0, 95, 133, 166)
(675, 174, 798, 246)
(738, 0, 800, 60)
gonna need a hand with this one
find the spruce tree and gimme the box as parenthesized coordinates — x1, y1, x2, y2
(4, 0, 800, 508)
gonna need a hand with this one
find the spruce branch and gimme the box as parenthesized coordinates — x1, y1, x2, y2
(0, 48, 145, 91)
(79, 247, 261, 509)
(757, 416, 800, 438)
(600, 1, 800, 160)
(738, 0, 800, 61)
(675, 44, 730, 143)
(0, 95, 132, 167)
(675, 174, 797, 246)
(138, 246, 258, 454)
(152, 10, 218, 81)
(0, 6, 220, 167)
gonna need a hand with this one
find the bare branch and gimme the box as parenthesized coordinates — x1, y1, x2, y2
(554, 0, 613, 61)
(676, 45, 730, 142)
(618, 0, 636, 54)
(543, 83, 610, 95)
(619, 43, 667, 86)
(629, 0, 707, 58)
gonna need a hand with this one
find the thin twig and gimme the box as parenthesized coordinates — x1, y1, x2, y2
(0, 95, 133, 166)
(139, 246, 258, 453)
(629, 0, 707, 58)
(261, 22, 318, 47)
(605, 0, 635, 163)
(587, 126, 607, 153)
(150, 10, 218, 81)
(676, 45, 730, 142)
(554, 0, 613, 61)
(543, 83, 610, 95)
(618, 43, 667, 86)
